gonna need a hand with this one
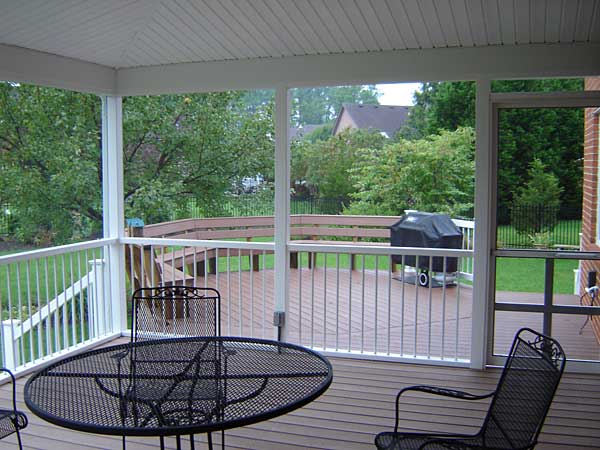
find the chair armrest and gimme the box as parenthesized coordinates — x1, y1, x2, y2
(394, 385, 494, 432)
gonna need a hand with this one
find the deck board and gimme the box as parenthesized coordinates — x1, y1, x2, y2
(1, 344, 599, 450)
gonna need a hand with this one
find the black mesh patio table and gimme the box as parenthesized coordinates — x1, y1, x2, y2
(24, 337, 333, 449)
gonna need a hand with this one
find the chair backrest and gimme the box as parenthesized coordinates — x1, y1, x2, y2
(481, 328, 566, 449)
(131, 286, 220, 342)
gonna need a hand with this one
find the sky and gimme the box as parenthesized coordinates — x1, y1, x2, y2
(376, 82, 421, 106)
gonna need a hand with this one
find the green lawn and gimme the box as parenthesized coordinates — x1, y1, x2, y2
(495, 257, 578, 294)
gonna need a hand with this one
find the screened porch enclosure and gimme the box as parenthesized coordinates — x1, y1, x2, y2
(0, 3, 599, 449)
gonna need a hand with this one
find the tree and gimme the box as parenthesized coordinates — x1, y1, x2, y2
(0, 83, 102, 244)
(401, 79, 584, 220)
(243, 86, 380, 126)
(291, 129, 386, 199)
(0, 83, 274, 244)
(347, 127, 475, 217)
(511, 159, 562, 235)
(123, 92, 274, 221)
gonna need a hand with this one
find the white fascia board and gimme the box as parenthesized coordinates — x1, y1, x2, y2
(116, 43, 600, 96)
(0, 44, 116, 95)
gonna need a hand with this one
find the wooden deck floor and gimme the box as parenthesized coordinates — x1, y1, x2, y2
(2, 343, 599, 449)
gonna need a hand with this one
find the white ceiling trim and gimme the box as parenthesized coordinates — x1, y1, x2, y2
(116, 43, 600, 96)
(0, 43, 116, 94)
(1, 41, 599, 97)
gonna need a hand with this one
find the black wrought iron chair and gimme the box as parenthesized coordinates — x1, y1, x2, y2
(131, 285, 220, 341)
(0, 368, 28, 450)
(126, 286, 223, 450)
(375, 328, 566, 450)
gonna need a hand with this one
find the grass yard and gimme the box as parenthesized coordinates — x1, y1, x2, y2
(495, 257, 578, 295)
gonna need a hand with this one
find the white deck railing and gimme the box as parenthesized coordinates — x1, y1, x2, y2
(0, 221, 475, 373)
(0, 239, 118, 371)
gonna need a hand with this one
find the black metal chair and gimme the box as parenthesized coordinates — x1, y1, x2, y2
(375, 328, 566, 450)
(0, 368, 28, 450)
(131, 285, 220, 341)
(128, 286, 223, 450)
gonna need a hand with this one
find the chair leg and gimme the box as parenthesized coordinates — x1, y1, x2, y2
(190, 433, 195, 450)
(176, 434, 182, 450)
(207, 432, 213, 450)
(122, 435, 126, 450)
(160, 435, 165, 450)
(221, 430, 225, 450)
(16, 428, 23, 450)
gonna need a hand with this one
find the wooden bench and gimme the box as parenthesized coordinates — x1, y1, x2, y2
(126, 214, 404, 277)
(124, 240, 194, 289)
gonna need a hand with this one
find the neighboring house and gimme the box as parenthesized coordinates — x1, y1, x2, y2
(579, 77, 600, 342)
(332, 103, 410, 138)
(289, 124, 322, 142)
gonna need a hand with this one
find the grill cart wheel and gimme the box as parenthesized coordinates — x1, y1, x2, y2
(418, 271, 429, 287)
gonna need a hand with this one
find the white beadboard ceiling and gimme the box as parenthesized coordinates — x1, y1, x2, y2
(1, 0, 599, 70)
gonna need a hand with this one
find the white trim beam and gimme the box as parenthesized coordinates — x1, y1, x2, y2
(0, 44, 116, 94)
(117, 43, 600, 96)
(101, 96, 126, 334)
(471, 79, 492, 370)
(273, 85, 290, 340)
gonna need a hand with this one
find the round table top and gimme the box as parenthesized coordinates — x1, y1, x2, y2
(24, 336, 333, 436)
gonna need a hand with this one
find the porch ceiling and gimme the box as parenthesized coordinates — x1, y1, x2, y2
(1, 0, 600, 95)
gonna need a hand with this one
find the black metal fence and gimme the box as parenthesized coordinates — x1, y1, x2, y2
(175, 196, 346, 219)
(497, 204, 581, 249)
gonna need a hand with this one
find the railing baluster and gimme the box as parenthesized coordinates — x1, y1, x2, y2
(262, 250, 266, 339)
(441, 256, 447, 360)
(323, 254, 327, 350)
(227, 248, 231, 336)
(310, 252, 315, 348)
(361, 254, 365, 353)
(44, 258, 50, 356)
(387, 256, 392, 356)
(400, 255, 405, 356)
(335, 253, 340, 352)
(298, 251, 303, 345)
(35, 259, 42, 359)
(25, 260, 33, 362)
(16, 262, 25, 362)
(77, 250, 83, 342)
(427, 256, 433, 359)
(250, 250, 254, 338)
(348, 255, 352, 352)
(69, 253, 76, 346)
(238, 248, 242, 336)
(413, 255, 419, 358)
(374, 255, 379, 354)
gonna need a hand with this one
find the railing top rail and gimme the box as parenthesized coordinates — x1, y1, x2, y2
(138, 215, 476, 238)
(288, 242, 473, 257)
(0, 237, 117, 264)
(121, 237, 274, 251)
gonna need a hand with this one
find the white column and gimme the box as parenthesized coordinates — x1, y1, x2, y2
(101, 96, 126, 335)
(274, 85, 291, 340)
(471, 79, 493, 369)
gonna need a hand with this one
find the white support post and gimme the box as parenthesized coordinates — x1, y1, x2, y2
(274, 85, 291, 341)
(88, 259, 106, 337)
(1, 320, 18, 370)
(102, 96, 126, 335)
(471, 79, 493, 369)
